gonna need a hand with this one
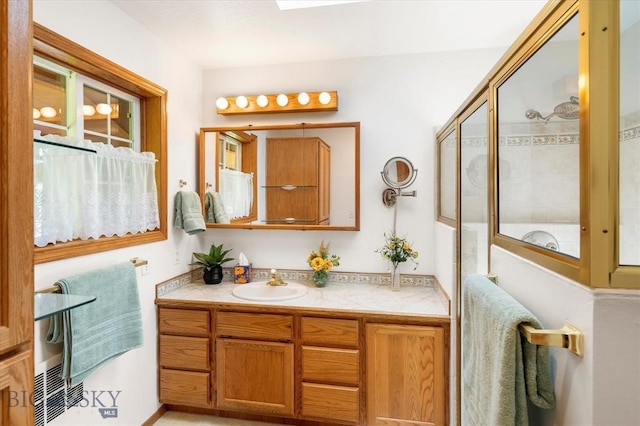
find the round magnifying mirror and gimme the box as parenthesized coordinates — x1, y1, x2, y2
(381, 156, 417, 189)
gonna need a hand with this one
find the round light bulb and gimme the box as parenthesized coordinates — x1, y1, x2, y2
(256, 95, 269, 107)
(297, 92, 310, 105)
(235, 96, 249, 108)
(319, 91, 331, 105)
(83, 105, 96, 116)
(216, 97, 229, 110)
(40, 106, 57, 118)
(33, 108, 41, 119)
(96, 103, 112, 115)
(276, 94, 288, 107)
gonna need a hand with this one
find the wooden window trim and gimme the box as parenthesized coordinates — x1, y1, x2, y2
(213, 131, 258, 224)
(33, 23, 167, 264)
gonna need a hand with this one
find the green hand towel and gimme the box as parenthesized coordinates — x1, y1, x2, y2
(212, 191, 230, 224)
(204, 191, 216, 222)
(46, 262, 143, 385)
(174, 190, 206, 234)
(462, 273, 555, 426)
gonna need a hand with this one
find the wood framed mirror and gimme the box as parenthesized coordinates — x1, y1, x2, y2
(198, 122, 359, 230)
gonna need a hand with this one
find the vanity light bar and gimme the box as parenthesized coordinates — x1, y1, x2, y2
(216, 91, 338, 115)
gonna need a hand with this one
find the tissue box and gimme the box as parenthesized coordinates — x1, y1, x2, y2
(233, 264, 252, 284)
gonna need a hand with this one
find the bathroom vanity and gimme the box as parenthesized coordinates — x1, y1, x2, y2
(155, 274, 450, 425)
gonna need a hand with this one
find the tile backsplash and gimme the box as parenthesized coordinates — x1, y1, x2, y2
(156, 267, 443, 298)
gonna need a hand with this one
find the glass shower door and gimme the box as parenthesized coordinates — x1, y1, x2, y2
(460, 101, 489, 280)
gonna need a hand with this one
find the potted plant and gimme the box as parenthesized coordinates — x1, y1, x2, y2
(190, 243, 234, 284)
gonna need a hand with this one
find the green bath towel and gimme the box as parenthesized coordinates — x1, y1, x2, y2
(462, 273, 555, 426)
(46, 262, 143, 385)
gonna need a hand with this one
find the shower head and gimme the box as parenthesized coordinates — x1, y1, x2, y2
(525, 96, 579, 121)
(553, 96, 579, 119)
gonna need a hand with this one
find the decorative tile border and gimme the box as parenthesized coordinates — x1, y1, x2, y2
(620, 125, 640, 142)
(156, 267, 447, 301)
(455, 112, 640, 147)
(155, 268, 202, 297)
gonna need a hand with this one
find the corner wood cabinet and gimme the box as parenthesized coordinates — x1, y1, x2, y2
(157, 304, 448, 426)
(265, 137, 330, 225)
(1, 1, 34, 425)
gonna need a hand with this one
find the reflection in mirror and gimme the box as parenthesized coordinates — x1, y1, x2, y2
(460, 101, 488, 279)
(381, 157, 417, 189)
(199, 122, 359, 230)
(497, 13, 579, 258)
(438, 128, 456, 222)
(619, 1, 640, 266)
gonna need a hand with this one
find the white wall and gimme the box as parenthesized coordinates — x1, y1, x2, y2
(33, 1, 204, 424)
(201, 49, 506, 277)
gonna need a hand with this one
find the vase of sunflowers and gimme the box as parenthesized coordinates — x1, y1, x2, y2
(306, 241, 340, 287)
(376, 233, 418, 291)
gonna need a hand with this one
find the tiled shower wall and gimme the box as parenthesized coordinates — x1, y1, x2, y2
(620, 112, 640, 265)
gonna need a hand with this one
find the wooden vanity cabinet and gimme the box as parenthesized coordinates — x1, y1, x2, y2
(158, 308, 212, 408)
(215, 312, 295, 416)
(156, 302, 449, 426)
(300, 317, 361, 424)
(366, 323, 446, 426)
(265, 137, 330, 225)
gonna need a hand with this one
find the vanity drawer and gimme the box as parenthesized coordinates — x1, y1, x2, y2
(302, 346, 360, 385)
(159, 307, 210, 336)
(216, 311, 293, 341)
(301, 317, 359, 347)
(302, 382, 359, 423)
(159, 335, 210, 370)
(159, 368, 211, 408)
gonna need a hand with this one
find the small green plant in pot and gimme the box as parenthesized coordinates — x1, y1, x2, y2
(190, 243, 234, 284)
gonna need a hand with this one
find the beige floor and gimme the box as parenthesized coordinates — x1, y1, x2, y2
(153, 411, 284, 425)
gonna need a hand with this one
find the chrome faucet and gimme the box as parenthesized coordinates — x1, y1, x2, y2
(266, 269, 287, 286)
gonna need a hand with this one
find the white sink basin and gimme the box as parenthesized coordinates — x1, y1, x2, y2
(232, 281, 308, 302)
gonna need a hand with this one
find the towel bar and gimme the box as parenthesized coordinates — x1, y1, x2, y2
(36, 258, 148, 294)
(519, 323, 584, 357)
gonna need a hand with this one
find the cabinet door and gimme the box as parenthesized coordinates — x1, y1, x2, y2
(216, 338, 294, 416)
(0, 351, 32, 425)
(0, 2, 33, 424)
(366, 324, 446, 426)
(318, 141, 330, 224)
(0, 0, 32, 358)
(265, 138, 306, 186)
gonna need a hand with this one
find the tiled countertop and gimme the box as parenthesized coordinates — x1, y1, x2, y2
(156, 269, 450, 318)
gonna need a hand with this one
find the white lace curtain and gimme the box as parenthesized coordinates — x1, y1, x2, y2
(218, 168, 253, 219)
(34, 134, 160, 247)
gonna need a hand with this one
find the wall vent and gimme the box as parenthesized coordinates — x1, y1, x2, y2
(34, 356, 83, 425)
